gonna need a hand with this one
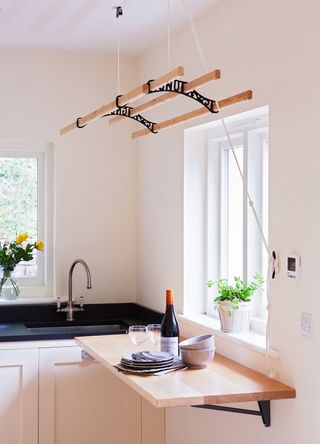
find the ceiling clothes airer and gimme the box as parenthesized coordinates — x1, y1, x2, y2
(59, 2, 252, 136)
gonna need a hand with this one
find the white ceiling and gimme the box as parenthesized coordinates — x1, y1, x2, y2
(0, 0, 219, 54)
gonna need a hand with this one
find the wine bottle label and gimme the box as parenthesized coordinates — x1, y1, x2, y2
(160, 337, 179, 356)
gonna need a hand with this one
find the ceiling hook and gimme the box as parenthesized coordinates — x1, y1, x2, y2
(116, 6, 123, 18)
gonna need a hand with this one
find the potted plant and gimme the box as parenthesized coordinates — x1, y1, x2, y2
(207, 273, 264, 333)
(0, 233, 44, 300)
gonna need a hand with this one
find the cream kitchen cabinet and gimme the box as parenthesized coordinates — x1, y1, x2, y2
(39, 345, 127, 444)
(0, 341, 164, 444)
(38, 345, 165, 444)
(0, 348, 38, 444)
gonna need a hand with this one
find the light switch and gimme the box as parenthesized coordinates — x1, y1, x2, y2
(300, 312, 312, 338)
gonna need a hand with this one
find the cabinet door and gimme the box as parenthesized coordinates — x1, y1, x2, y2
(0, 349, 38, 444)
(39, 346, 126, 444)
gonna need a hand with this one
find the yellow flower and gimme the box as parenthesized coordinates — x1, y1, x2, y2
(35, 240, 44, 251)
(16, 233, 28, 244)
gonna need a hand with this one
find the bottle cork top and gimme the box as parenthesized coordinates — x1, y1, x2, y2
(166, 289, 174, 305)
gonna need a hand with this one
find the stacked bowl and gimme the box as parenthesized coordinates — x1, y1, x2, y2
(179, 334, 215, 369)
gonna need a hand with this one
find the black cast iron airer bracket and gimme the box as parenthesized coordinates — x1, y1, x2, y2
(99, 95, 158, 134)
(146, 78, 219, 114)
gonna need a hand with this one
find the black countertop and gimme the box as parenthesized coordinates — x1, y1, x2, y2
(0, 303, 163, 342)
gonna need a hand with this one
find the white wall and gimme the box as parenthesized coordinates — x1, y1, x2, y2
(0, 49, 137, 303)
(136, 0, 320, 442)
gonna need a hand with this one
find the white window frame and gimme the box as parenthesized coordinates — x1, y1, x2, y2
(0, 141, 53, 299)
(206, 125, 269, 327)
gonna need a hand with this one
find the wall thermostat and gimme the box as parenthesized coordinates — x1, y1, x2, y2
(287, 254, 301, 281)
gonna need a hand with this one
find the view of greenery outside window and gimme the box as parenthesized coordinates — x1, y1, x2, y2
(0, 141, 53, 298)
(0, 157, 38, 278)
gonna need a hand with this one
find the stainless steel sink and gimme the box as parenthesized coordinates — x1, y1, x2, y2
(24, 320, 129, 337)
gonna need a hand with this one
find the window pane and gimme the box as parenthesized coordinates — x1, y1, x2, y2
(227, 147, 243, 280)
(0, 157, 38, 277)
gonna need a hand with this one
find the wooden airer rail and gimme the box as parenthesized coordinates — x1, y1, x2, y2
(60, 66, 184, 135)
(60, 65, 253, 137)
(108, 69, 221, 125)
(131, 90, 253, 139)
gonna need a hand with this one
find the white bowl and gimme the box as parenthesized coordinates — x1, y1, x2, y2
(179, 334, 214, 350)
(180, 347, 215, 369)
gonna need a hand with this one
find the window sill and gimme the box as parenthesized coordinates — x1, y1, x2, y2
(178, 313, 279, 359)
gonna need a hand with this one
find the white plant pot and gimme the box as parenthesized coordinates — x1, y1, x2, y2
(217, 301, 252, 333)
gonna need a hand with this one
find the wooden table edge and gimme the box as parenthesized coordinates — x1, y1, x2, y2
(75, 336, 296, 410)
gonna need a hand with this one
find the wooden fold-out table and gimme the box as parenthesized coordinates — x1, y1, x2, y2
(76, 334, 295, 443)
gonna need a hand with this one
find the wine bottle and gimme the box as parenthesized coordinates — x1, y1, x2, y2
(160, 289, 180, 356)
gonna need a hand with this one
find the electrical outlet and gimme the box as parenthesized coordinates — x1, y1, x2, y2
(300, 312, 312, 338)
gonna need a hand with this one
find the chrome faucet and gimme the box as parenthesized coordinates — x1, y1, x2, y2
(58, 259, 92, 321)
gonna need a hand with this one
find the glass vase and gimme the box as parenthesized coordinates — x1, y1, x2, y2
(0, 269, 20, 300)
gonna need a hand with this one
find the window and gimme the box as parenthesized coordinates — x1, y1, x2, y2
(0, 142, 53, 298)
(206, 124, 269, 322)
(184, 106, 269, 333)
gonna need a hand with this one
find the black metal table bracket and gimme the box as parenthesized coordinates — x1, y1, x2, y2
(192, 400, 271, 427)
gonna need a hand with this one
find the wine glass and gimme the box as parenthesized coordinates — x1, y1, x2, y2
(128, 325, 147, 352)
(147, 324, 162, 351)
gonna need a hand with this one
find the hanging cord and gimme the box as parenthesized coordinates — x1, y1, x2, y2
(180, 1, 269, 252)
(115, 0, 131, 94)
(167, 0, 172, 70)
(181, 0, 207, 76)
(181, 0, 277, 377)
(264, 252, 279, 378)
(116, 6, 123, 96)
(181, 0, 270, 257)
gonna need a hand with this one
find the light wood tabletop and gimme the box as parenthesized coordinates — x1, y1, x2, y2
(75, 334, 296, 409)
